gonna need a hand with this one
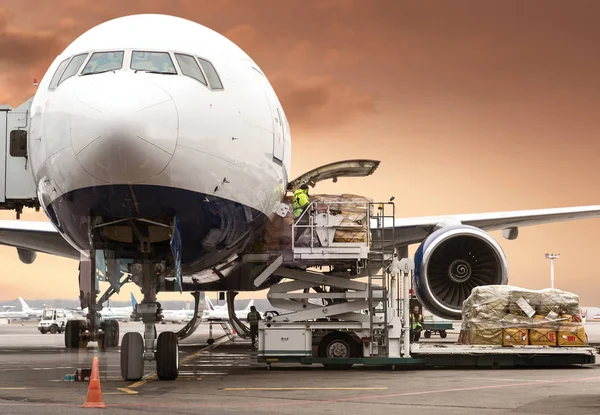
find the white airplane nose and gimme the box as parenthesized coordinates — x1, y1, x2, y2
(70, 75, 178, 183)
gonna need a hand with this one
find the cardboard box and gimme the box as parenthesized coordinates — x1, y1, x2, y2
(557, 325, 587, 347)
(468, 328, 503, 346)
(503, 328, 528, 346)
(529, 328, 557, 346)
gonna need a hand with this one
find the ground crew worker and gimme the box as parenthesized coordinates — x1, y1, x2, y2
(410, 305, 424, 342)
(293, 184, 310, 219)
(293, 184, 311, 243)
(247, 305, 261, 348)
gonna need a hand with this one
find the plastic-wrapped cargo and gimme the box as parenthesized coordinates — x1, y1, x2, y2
(460, 285, 586, 347)
(262, 193, 372, 249)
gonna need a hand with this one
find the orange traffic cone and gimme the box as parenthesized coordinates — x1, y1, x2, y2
(81, 356, 106, 408)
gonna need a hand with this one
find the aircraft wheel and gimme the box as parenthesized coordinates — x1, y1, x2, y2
(121, 332, 144, 381)
(156, 332, 179, 380)
(207, 338, 215, 345)
(64, 320, 82, 348)
(103, 320, 120, 348)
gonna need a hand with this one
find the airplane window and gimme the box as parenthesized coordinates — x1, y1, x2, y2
(131, 51, 177, 74)
(197, 58, 223, 90)
(58, 53, 88, 85)
(9, 130, 27, 157)
(174, 53, 207, 85)
(81, 51, 124, 75)
(48, 58, 70, 90)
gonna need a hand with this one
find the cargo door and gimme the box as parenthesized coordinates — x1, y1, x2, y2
(287, 159, 380, 192)
(252, 67, 284, 163)
(0, 109, 7, 203)
(5, 110, 36, 200)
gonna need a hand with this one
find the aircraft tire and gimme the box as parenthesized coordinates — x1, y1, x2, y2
(64, 320, 82, 348)
(103, 320, 120, 348)
(121, 332, 144, 381)
(156, 331, 179, 381)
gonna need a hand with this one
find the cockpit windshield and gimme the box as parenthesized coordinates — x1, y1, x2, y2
(131, 51, 177, 74)
(81, 51, 124, 75)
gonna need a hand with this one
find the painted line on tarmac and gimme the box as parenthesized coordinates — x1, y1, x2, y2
(222, 387, 388, 391)
(125, 336, 231, 390)
(0, 387, 27, 390)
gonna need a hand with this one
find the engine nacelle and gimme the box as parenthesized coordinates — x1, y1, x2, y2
(413, 225, 508, 320)
(17, 248, 37, 264)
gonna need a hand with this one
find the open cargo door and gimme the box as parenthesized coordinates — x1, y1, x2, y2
(287, 159, 380, 192)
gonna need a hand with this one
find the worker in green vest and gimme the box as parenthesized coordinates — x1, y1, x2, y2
(247, 305, 262, 348)
(410, 305, 424, 342)
(293, 185, 310, 219)
(293, 184, 311, 244)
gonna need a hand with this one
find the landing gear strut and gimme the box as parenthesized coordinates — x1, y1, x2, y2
(64, 253, 120, 351)
(121, 261, 179, 381)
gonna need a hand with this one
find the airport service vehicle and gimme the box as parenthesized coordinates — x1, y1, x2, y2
(0, 14, 599, 380)
(38, 308, 68, 334)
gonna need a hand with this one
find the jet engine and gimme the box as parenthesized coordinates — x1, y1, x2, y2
(17, 248, 37, 264)
(413, 225, 508, 320)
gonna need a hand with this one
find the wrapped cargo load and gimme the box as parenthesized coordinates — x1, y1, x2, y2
(262, 194, 372, 249)
(460, 285, 586, 347)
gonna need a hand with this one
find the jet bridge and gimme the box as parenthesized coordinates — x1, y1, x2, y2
(0, 97, 40, 218)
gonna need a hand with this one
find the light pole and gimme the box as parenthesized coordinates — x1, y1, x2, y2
(545, 253, 560, 289)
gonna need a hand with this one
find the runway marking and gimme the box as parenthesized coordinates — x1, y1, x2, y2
(222, 387, 389, 391)
(0, 387, 27, 390)
(124, 336, 231, 390)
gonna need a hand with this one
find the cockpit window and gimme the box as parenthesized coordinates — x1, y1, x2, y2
(48, 58, 70, 90)
(81, 51, 124, 75)
(197, 58, 223, 90)
(174, 53, 207, 85)
(58, 53, 88, 85)
(131, 51, 177, 74)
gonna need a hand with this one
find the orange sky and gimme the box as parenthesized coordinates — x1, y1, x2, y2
(1, 1, 600, 304)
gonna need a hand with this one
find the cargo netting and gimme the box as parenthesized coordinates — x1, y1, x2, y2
(458, 285, 587, 347)
(260, 194, 373, 250)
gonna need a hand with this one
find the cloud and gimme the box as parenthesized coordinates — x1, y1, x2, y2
(271, 75, 375, 131)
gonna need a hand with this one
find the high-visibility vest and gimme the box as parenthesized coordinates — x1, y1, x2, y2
(247, 311, 260, 325)
(410, 313, 423, 330)
(293, 189, 309, 218)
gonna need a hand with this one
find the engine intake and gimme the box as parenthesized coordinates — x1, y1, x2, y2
(413, 225, 508, 320)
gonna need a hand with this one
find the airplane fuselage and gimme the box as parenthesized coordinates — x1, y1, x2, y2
(27, 15, 292, 291)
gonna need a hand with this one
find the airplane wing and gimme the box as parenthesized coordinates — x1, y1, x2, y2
(371, 205, 600, 247)
(0, 220, 80, 260)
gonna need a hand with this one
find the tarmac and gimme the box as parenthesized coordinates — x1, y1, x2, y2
(0, 321, 598, 414)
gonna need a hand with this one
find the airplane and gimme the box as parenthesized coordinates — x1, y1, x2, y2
(17, 297, 45, 319)
(201, 297, 259, 322)
(0, 306, 28, 320)
(0, 13, 599, 381)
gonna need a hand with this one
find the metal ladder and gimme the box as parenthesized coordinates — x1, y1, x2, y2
(368, 202, 396, 357)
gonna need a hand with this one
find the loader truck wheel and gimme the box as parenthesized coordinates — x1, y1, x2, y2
(50, 324, 58, 334)
(318, 332, 357, 370)
(440, 330, 447, 339)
